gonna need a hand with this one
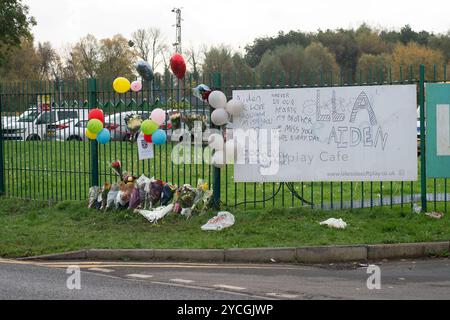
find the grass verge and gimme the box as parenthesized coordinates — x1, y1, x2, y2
(0, 198, 449, 258)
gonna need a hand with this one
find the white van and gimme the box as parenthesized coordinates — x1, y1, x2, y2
(2, 109, 89, 141)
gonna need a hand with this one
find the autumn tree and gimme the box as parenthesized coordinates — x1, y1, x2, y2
(355, 24, 390, 56)
(0, 38, 40, 80)
(390, 42, 445, 80)
(67, 34, 100, 78)
(97, 34, 135, 79)
(356, 54, 392, 82)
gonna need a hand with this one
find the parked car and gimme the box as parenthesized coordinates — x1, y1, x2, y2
(2, 108, 89, 141)
(1, 116, 18, 127)
(52, 119, 88, 141)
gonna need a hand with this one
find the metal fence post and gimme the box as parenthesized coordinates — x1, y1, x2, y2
(212, 73, 222, 208)
(419, 65, 427, 212)
(88, 78, 99, 187)
(0, 85, 4, 195)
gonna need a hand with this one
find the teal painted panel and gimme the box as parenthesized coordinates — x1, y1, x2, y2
(426, 83, 450, 178)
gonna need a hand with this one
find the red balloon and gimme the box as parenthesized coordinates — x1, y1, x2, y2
(89, 108, 104, 124)
(144, 134, 153, 143)
(170, 53, 187, 80)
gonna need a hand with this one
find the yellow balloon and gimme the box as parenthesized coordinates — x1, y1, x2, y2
(113, 77, 131, 94)
(85, 129, 97, 140)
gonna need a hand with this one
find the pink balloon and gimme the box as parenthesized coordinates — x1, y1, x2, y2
(130, 80, 142, 92)
(151, 108, 166, 126)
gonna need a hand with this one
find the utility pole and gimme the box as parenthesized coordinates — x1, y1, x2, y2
(172, 7, 182, 53)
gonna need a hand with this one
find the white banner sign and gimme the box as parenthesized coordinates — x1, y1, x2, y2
(232, 85, 418, 182)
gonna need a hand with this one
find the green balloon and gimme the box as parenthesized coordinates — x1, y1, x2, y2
(87, 119, 103, 134)
(141, 120, 158, 135)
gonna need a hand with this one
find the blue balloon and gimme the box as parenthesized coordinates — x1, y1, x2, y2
(136, 61, 154, 82)
(152, 129, 167, 145)
(96, 128, 111, 145)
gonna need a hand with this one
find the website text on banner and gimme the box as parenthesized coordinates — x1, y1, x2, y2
(232, 85, 418, 182)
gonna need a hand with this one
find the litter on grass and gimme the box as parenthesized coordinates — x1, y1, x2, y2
(201, 212, 235, 231)
(425, 212, 444, 219)
(320, 218, 347, 229)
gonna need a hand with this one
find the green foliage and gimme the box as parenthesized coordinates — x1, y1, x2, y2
(0, 0, 36, 65)
(256, 43, 338, 85)
(244, 24, 450, 79)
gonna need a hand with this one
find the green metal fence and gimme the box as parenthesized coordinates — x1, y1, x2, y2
(0, 65, 449, 212)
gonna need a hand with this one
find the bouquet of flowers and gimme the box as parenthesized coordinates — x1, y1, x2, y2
(175, 184, 197, 208)
(169, 112, 181, 130)
(182, 113, 208, 132)
(124, 113, 143, 142)
(111, 161, 123, 181)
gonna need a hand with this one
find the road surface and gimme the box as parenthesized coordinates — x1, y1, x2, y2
(0, 258, 449, 300)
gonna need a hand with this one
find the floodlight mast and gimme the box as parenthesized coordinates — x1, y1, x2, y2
(172, 7, 182, 53)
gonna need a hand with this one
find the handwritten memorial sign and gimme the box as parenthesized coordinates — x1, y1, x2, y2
(232, 85, 417, 182)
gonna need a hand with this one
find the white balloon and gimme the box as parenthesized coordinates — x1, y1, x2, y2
(208, 91, 227, 109)
(212, 150, 225, 168)
(225, 140, 236, 164)
(226, 99, 244, 116)
(211, 109, 230, 126)
(208, 133, 224, 151)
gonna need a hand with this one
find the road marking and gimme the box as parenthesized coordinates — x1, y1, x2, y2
(126, 274, 153, 279)
(88, 268, 115, 273)
(213, 284, 246, 291)
(170, 278, 195, 284)
(266, 293, 299, 299)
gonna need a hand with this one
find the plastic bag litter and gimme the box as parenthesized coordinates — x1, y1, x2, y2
(136, 204, 174, 224)
(320, 218, 347, 229)
(201, 212, 235, 231)
(425, 212, 444, 219)
(106, 184, 119, 210)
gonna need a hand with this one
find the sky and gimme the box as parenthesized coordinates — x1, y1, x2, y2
(25, 0, 450, 53)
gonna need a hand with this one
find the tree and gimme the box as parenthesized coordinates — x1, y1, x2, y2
(0, 38, 40, 80)
(355, 24, 389, 55)
(131, 28, 168, 71)
(356, 54, 392, 82)
(316, 29, 360, 73)
(185, 45, 201, 82)
(202, 46, 234, 75)
(97, 34, 135, 79)
(429, 31, 450, 62)
(245, 30, 312, 68)
(68, 34, 100, 78)
(256, 44, 304, 81)
(390, 42, 445, 80)
(0, 0, 36, 65)
(302, 42, 339, 83)
(37, 42, 60, 80)
(256, 43, 338, 85)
